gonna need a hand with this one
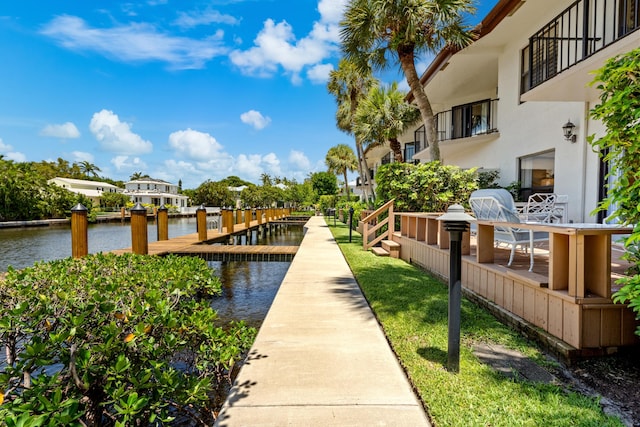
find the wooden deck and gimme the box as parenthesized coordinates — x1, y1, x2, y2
(111, 217, 304, 261)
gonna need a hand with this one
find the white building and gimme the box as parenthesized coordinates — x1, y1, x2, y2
(48, 177, 122, 207)
(364, 0, 639, 223)
(123, 179, 189, 210)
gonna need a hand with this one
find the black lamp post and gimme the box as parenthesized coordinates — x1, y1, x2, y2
(349, 206, 354, 242)
(437, 204, 475, 373)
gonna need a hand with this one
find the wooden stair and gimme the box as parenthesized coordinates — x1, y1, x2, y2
(371, 240, 401, 258)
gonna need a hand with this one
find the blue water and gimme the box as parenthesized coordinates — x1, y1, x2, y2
(0, 218, 305, 327)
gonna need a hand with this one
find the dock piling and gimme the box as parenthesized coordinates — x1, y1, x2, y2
(71, 203, 88, 258)
(130, 203, 149, 255)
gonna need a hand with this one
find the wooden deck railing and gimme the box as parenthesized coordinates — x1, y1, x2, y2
(361, 199, 394, 250)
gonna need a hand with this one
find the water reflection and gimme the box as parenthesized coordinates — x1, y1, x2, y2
(0, 218, 198, 272)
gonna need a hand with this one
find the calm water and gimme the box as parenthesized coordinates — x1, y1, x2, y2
(0, 219, 305, 327)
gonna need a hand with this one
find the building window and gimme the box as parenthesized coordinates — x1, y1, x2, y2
(404, 142, 416, 163)
(619, 0, 639, 36)
(414, 125, 426, 152)
(381, 152, 392, 165)
(518, 150, 555, 201)
(452, 99, 491, 139)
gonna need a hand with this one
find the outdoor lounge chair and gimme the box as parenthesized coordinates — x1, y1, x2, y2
(469, 189, 548, 271)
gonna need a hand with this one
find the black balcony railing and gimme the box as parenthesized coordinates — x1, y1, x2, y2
(526, 0, 639, 91)
(434, 99, 499, 142)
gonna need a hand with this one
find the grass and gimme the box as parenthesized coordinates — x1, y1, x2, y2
(327, 220, 623, 427)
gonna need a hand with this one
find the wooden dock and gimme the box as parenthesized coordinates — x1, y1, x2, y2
(111, 217, 306, 261)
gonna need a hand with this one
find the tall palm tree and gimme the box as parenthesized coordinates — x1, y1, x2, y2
(327, 58, 376, 203)
(340, 0, 475, 161)
(326, 144, 358, 197)
(78, 161, 101, 178)
(354, 82, 421, 162)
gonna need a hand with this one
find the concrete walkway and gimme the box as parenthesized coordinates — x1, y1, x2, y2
(215, 216, 431, 426)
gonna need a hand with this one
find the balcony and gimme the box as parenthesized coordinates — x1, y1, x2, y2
(413, 99, 499, 161)
(521, 0, 640, 102)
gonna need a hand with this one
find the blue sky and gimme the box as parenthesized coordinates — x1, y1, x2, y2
(0, 0, 498, 189)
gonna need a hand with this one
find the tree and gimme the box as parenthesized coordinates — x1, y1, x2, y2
(129, 172, 150, 181)
(100, 191, 131, 209)
(192, 180, 234, 207)
(341, 0, 475, 161)
(328, 58, 377, 203)
(354, 82, 420, 162)
(589, 47, 640, 336)
(326, 144, 357, 197)
(78, 161, 101, 178)
(310, 171, 338, 196)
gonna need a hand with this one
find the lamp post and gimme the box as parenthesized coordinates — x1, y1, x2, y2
(437, 204, 475, 373)
(349, 206, 354, 242)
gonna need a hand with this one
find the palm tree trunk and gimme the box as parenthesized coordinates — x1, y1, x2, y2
(389, 138, 403, 162)
(398, 48, 440, 162)
(342, 170, 349, 199)
(354, 137, 369, 202)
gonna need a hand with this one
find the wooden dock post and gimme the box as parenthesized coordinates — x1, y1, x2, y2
(71, 203, 88, 258)
(257, 208, 263, 225)
(157, 204, 169, 241)
(245, 208, 251, 229)
(130, 203, 148, 255)
(196, 205, 207, 241)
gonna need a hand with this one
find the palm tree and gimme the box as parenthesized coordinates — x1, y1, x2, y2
(340, 0, 475, 161)
(327, 58, 376, 203)
(354, 82, 421, 162)
(326, 144, 358, 197)
(78, 161, 101, 178)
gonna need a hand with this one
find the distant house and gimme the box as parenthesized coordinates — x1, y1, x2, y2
(363, 0, 640, 223)
(124, 179, 189, 210)
(48, 177, 122, 207)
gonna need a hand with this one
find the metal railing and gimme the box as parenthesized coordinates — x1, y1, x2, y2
(527, 0, 639, 91)
(434, 99, 499, 142)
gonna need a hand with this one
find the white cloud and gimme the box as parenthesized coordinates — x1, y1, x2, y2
(168, 128, 232, 162)
(229, 0, 344, 82)
(40, 122, 80, 139)
(289, 150, 311, 170)
(90, 109, 153, 155)
(307, 63, 334, 84)
(71, 151, 94, 163)
(111, 155, 146, 171)
(235, 152, 282, 181)
(240, 110, 271, 130)
(0, 138, 27, 162)
(174, 9, 239, 28)
(41, 15, 227, 69)
(317, 0, 348, 24)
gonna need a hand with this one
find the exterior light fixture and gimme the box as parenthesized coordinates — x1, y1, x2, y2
(437, 204, 476, 373)
(562, 120, 577, 143)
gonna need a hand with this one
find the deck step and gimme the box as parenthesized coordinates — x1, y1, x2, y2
(381, 240, 400, 258)
(371, 247, 389, 257)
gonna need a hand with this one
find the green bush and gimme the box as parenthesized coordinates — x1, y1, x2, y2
(374, 161, 478, 212)
(589, 47, 640, 336)
(0, 253, 255, 425)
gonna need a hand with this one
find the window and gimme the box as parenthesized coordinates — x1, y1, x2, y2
(619, 0, 639, 36)
(414, 125, 426, 152)
(452, 100, 491, 139)
(381, 152, 392, 165)
(518, 150, 555, 201)
(404, 142, 416, 163)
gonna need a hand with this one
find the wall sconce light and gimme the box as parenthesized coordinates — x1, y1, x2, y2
(562, 120, 577, 143)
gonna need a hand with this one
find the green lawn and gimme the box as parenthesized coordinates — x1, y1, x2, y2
(327, 220, 622, 427)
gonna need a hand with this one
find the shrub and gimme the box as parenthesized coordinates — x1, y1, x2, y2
(589, 47, 640, 336)
(374, 161, 478, 212)
(0, 253, 255, 425)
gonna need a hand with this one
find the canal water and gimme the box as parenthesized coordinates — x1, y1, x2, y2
(0, 218, 305, 327)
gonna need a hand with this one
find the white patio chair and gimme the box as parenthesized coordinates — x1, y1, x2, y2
(521, 193, 557, 223)
(469, 189, 548, 271)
